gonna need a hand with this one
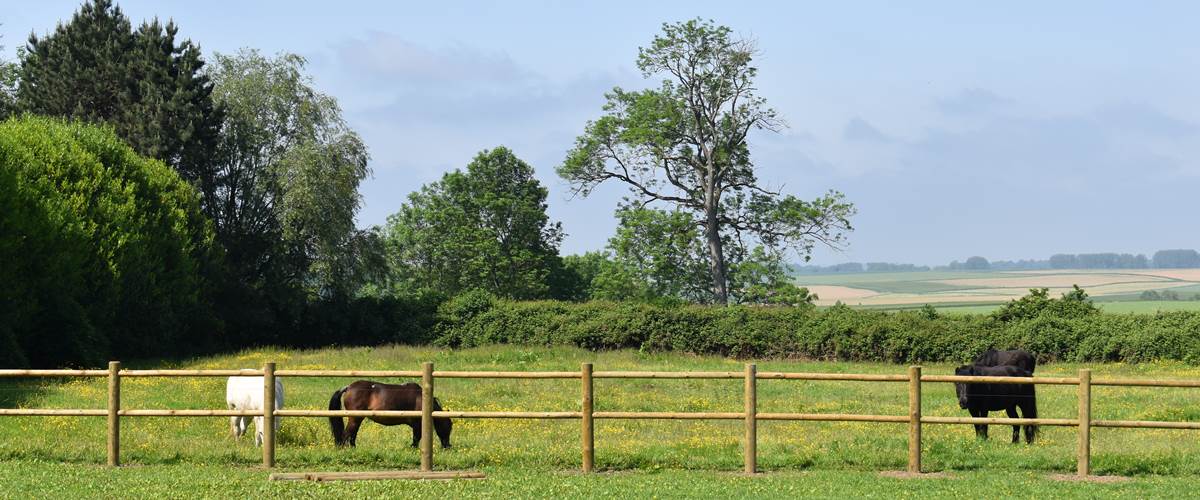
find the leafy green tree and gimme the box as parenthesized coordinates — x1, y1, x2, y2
(382, 147, 564, 299)
(728, 246, 815, 306)
(207, 49, 371, 301)
(607, 206, 712, 302)
(549, 252, 606, 302)
(0, 32, 17, 119)
(18, 0, 221, 183)
(0, 116, 220, 367)
(552, 251, 652, 302)
(560, 19, 854, 304)
(578, 207, 809, 305)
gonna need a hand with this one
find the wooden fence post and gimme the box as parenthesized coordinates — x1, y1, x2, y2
(107, 361, 120, 467)
(908, 365, 921, 474)
(581, 362, 594, 473)
(1078, 368, 1092, 477)
(421, 361, 434, 472)
(744, 363, 757, 474)
(263, 362, 275, 468)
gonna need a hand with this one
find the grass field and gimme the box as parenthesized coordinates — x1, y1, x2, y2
(931, 300, 1200, 315)
(4, 345, 1200, 498)
(795, 268, 1200, 313)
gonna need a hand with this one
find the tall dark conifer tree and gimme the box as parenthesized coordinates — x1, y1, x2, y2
(18, 0, 221, 186)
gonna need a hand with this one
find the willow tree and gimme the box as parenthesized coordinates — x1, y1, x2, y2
(559, 19, 854, 304)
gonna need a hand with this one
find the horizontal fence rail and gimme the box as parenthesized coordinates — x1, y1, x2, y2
(0, 369, 108, 377)
(4, 363, 1200, 477)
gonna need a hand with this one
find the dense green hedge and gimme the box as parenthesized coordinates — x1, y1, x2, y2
(0, 116, 221, 367)
(433, 294, 1200, 364)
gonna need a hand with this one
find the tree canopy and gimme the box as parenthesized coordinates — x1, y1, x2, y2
(0, 32, 16, 119)
(559, 19, 854, 304)
(18, 0, 221, 183)
(207, 49, 372, 302)
(381, 147, 564, 300)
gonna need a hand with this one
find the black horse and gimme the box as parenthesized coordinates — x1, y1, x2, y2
(328, 380, 453, 448)
(954, 364, 1038, 443)
(974, 349, 1036, 374)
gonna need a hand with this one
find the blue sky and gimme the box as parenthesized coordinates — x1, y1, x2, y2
(4, 1, 1198, 265)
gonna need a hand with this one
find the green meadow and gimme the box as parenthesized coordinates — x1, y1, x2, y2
(3, 345, 1200, 498)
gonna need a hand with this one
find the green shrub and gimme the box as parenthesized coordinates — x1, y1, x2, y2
(0, 116, 221, 366)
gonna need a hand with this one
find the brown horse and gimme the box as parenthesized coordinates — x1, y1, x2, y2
(328, 380, 452, 448)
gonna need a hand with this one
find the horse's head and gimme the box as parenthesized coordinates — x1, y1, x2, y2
(435, 414, 453, 449)
(954, 365, 976, 409)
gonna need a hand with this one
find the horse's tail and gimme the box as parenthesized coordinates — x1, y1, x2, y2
(328, 386, 347, 446)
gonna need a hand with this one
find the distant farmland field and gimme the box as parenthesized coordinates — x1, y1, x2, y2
(795, 269, 1200, 313)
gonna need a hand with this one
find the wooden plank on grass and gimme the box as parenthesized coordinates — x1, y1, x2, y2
(269, 471, 485, 481)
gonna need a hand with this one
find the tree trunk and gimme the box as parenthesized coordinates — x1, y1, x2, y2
(705, 206, 729, 305)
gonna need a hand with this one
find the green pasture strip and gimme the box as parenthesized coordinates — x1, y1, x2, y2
(1095, 301, 1200, 313)
(0, 462, 1191, 499)
(932, 304, 1005, 315)
(842, 302, 1003, 314)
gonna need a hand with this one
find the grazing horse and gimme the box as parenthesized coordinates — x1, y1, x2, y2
(973, 349, 1036, 374)
(954, 364, 1038, 444)
(226, 376, 284, 446)
(328, 380, 453, 448)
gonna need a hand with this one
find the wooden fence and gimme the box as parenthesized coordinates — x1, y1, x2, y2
(4, 361, 1200, 476)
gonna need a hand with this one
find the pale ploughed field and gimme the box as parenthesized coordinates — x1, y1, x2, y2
(796, 269, 1200, 311)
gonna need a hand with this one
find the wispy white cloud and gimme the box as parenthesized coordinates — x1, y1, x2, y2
(332, 31, 534, 88)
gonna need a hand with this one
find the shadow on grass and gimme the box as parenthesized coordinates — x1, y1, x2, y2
(0, 378, 55, 409)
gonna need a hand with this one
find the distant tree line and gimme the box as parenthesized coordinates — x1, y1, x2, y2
(799, 249, 1200, 275)
(1049, 253, 1149, 269)
(1140, 290, 1200, 302)
(1151, 250, 1200, 269)
(987, 259, 1052, 271)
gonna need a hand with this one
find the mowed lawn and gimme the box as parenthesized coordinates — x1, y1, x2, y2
(3, 345, 1200, 498)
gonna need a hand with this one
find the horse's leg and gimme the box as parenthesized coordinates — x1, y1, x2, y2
(1021, 397, 1038, 444)
(1005, 406, 1020, 444)
(970, 408, 988, 440)
(410, 420, 421, 448)
(254, 416, 264, 446)
(230, 415, 239, 438)
(344, 417, 363, 447)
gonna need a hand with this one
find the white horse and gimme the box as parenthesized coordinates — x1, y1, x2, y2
(226, 375, 284, 446)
